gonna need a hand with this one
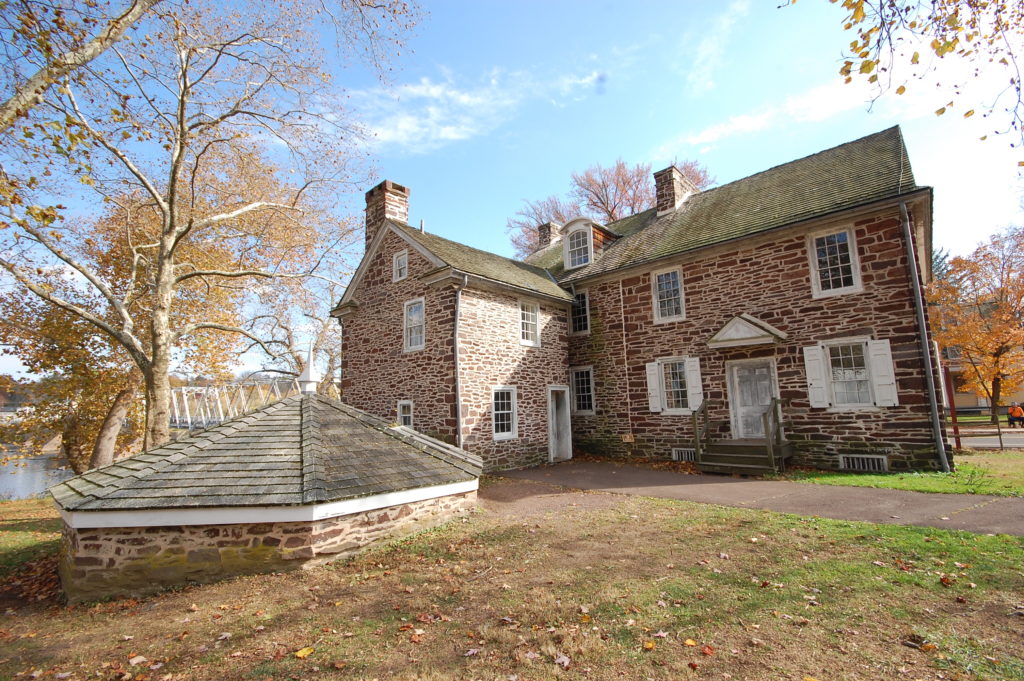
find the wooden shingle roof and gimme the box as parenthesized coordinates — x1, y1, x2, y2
(50, 394, 481, 512)
(527, 126, 920, 282)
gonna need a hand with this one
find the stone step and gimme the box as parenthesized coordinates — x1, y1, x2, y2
(696, 462, 776, 476)
(699, 451, 775, 467)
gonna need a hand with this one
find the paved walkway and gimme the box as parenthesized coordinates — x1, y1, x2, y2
(499, 460, 1024, 536)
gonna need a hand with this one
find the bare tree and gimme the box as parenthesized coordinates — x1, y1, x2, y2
(508, 158, 713, 258)
(0, 0, 417, 448)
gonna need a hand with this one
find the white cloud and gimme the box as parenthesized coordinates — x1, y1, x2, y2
(351, 68, 601, 155)
(686, 0, 750, 95)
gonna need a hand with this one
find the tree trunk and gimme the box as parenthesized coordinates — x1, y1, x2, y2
(61, 415, 89, 475)
(89, 383, 137, 468)
(991, 375, 1002, 424)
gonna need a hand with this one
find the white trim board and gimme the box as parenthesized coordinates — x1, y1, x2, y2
(59, 479, 479, 529)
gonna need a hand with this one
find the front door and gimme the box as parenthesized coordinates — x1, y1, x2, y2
(547, 386, 572, 462)
(728, 360, 776, 439)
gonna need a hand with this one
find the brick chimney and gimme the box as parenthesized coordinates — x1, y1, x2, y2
(536, 221, 561, 249)
(653, 166, 699, 215)
(364, 180, 410, 245)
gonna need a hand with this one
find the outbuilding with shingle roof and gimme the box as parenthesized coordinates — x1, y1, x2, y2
(52, 393, 482, 602)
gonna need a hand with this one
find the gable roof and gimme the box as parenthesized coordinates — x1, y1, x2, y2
(391, 223, 572, 301)
(50, 394, 482, 512)
(526, 126, 921, 282)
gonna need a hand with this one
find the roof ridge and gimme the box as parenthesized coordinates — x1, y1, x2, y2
(300, 394, 328, 504)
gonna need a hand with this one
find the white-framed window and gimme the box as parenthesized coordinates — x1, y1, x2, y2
(807, 227, 863, 298)
(397, 400, 414, 428)
(403, 297, 425, 352)
(520, 301, 540, 347)
(570, 291, 590, 335)
(570, 366, 594, 414)
(652, 266, 685, 323)
(645, 356, 703, 415)
(392, 250, 409, 282)
(564, 226, 592, 269)
(492, 386, 518, 440)
(803, 338, 899, 409)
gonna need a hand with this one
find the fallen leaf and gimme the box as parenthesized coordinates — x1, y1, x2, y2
(332, 661, 347, 669)
(688, 662, 699, 670)
(642, 640, 656, 650)
(217, 632, 232, 641)
(701, 644, 715, 656)
(128, 656, 147, 666)
(653, 630, 669, 638)
(464, 648, 480, 657)
(684, 639, 698, 647)
(553, 653, 571, 669)
(294, 647, 315, 659)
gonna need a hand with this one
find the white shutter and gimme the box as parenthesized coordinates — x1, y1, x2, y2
(684, 357, 703, 410)
(803, 345, 830, 408)
(645, 361, 663, 412)
(868, 339, 899, 407)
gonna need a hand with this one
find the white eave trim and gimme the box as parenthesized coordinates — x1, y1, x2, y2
(58, 479, 479, 529)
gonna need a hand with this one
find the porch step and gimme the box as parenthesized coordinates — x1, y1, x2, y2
(696, 440, 794, 476)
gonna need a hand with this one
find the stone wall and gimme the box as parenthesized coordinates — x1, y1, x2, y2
(60, 491, 476, 603)
(457, 289, 569, 470)
(569, 208, 948, 471)
(340, 229, 459, 443)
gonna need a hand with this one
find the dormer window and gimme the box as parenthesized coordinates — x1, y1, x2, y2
(565, 225, 592, 269)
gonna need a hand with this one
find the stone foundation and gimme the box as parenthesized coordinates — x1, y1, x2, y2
(59, 491, 476, 603)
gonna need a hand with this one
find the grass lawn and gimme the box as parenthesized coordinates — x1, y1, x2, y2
(0, 498, 62, 576)
(780, 450, 1024, 497)
(2, 481, 1024, 681)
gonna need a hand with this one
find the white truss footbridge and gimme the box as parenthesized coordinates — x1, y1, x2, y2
(169, 379, 299, 431)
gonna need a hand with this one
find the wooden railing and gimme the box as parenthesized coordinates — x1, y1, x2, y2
(691, 399, 714, 465)
(761, 397, 786, 472)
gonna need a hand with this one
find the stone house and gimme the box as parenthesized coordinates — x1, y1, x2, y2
(334, 127, 950, 474)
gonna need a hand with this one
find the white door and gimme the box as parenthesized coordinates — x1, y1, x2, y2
(548, 386, 572, 462)
(729, 361, 775, 439)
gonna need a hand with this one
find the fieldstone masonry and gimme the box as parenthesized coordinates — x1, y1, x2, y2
(570, 210, 947, 470)
(60, 491, 475, 602)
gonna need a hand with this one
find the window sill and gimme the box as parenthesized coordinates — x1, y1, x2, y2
(662, 408, 693, 416)
(653, 315, 686, 325)
(810, 283, 864, 300)
(519, 340, 541, 348)
(493, 433, 518, 441)
(569, 330, 591, 338)
(825, 405, 881, 413)
(403, 346, 424, 353)
(572, 409, 595, 416)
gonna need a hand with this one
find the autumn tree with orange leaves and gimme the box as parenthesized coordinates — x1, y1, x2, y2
(928, 227, 1024, 423)
(0, 0, 417, 452)
(507, 159, 712, 258)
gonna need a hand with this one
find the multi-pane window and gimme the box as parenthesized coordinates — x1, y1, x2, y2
(571, 291, 590, 334)
(393, 250, 408, 281)
(567, 229, 590, 268)
(397, 400, 414, 428)
(812, 230, 858, 294)
(827, 343, 872, 406)
(661, 360, 689, 410)
(571, 367, 594, 413)
(404, 298, 424, 351)
(653, 268, 684, 322)
(492, 387, 517, 440)
(520, 302, 540, 346)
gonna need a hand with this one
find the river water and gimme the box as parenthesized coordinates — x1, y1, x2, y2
(0, 453, 73, 500)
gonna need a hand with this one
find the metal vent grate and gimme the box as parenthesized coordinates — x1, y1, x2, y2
(672, 447, 696, 462)
(841, 454, 888, 472)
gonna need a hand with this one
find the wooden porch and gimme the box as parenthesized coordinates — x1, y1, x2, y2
(692, 398, 794, 475)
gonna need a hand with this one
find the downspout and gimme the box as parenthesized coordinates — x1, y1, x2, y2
(453, 273, 468, 447)
(900, 201, 951, 472)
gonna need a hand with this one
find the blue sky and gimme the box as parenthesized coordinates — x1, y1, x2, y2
(340, 0, 1023, 260)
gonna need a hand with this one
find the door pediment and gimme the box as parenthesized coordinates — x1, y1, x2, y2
(708, 314, 788, 349)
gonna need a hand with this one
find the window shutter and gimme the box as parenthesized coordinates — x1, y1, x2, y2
(645, 361, 663, 412)
(684, 357, 703, 410)
(868, 339, 899, 407)
(803, 345, 830, 408)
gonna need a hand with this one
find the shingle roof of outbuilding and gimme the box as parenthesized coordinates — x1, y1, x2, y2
(526, 126, 920, 282)
(50, 394, 481, 512)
